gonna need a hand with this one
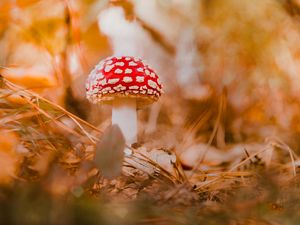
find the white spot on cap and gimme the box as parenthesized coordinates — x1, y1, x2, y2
(104, 65, 114, 72)
(133, 90, 139, 94)
(129, 61, 138, 66)
(113, 84, 126, 91)
(97, 73, 104, 79)
(95, 62, 104, 70)
(106, 60, 113, 65)
(123, 76, 133, 83)
(147, 89, 154, 94)
(115, 69, 123, 74)
(101, 87, 112, 93)
(148, 80, 157, 89)
(136, 76, 144, 83)
(140, 90, 146, 94)
(115, 62, 125, 66)
(91, 71, 104, 80)
(125, 68, 132, 74)
(91, 80, 98, 87)
(150, 72, 156, 78)
(100, 79, 107, 86)
(125, 57, 131, 61)
(106, 56, 114, 61)
(141, 85, 147, 90)
(145, 69, 150, 76)
(137, 68, 143, 72)
(134, 57, 140, 62)
(108, 78, 119, 84)
(129, 86, 139, 90)
(109, 90, 115, 93)
(92, 88, 99, 94)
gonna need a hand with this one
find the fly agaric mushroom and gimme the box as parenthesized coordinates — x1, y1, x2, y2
(86, 56, 163, 145)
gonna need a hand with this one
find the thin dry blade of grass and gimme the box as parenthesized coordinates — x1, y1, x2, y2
(198, 90, 227, 164)
(267, 137, 298, 176)
(1, 76, 100, 143)
(124, 151, 180, 184)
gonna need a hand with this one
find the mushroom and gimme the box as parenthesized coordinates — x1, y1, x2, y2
(86, 56, 163, 145)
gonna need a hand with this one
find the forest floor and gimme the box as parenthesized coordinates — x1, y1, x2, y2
(0, 75, 299, 225)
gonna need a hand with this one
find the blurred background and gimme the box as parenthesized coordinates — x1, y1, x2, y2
(2, 0, 300, 146)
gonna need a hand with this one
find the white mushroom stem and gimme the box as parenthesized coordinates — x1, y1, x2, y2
(112, 98, 137, 145)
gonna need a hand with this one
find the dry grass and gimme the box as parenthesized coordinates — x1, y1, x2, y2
(0, 75, 299, 225)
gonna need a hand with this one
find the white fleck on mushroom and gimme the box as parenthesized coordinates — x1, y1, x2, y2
(147, 89, 154, 94)
(92, 88, 99, 94)
(113, 84, 126, 91)
(145, 69, 150, 76)
(133, 90, 139, 94)
(104, 65, 114, 72)
(137, 68, 143, 72)
(125, 57, 131, 61)
(115, 68, 123, 74)
(125, 68, 132, 74)
(100, 79, 107, 85)
(96, 73, 104, 79)
(95, 63, 104, 71)
(115, 62, 125, 66)
(102, 87, 112, 92)
(108, 78, 120, 84)
(150, 72, 156, 78)
(148, 80, 157, 89)
(129, 86, 139, 90)
(136, 76, 144, 83)
(106, 60, 113, 65)
(129, 61, 138, 66)
(123, 76, 133, 83)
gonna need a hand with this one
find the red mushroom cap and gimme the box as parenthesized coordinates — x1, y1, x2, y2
(86, 56, 163, 106)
